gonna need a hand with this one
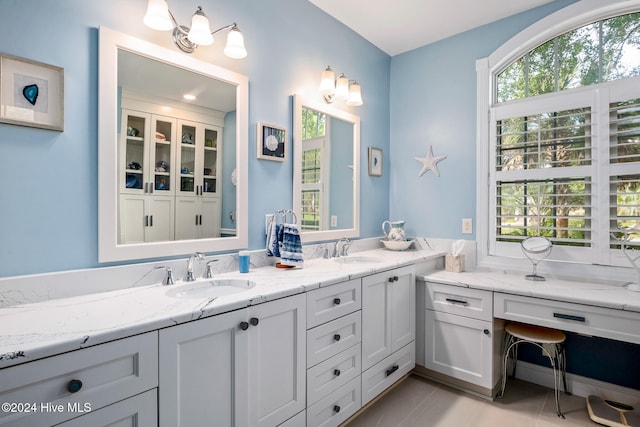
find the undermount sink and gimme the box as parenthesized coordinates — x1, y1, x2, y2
(166, 278, 256, 299)
(334, 256, 382, 264)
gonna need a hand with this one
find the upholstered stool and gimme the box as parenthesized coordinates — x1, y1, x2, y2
(498, 323, 569, 418)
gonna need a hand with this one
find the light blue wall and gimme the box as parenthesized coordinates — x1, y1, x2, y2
(389, 0, 577, 240)
(0, 0, 390, 277)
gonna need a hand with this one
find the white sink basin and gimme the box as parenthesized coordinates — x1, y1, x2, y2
(166, 279, 256, 299)
(334, 256, 382, 264)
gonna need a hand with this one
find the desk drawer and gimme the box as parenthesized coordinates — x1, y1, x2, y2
(425, 282, 493, 321)
(307, 312, 361, 368)
(0, 332, 158, 427)
(495, 293, 640, 344)
(307, 343, 361, 406)
(306, 376, 361, 427)
(307, 279, 361, 329)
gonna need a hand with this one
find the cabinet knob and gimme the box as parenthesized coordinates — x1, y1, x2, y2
(483, 329, 490, 335)
(239, 321, 249, 331)
(388, 277, 394, 283)
(67, 379, 83, 394)
(334, 369, 341, 377)
(250, 317, 259, 326)
(333, 405, 341, 414)
(394, 276, 399, 282)
(333, 334, 341, 342)
(333, 297, 341, 305)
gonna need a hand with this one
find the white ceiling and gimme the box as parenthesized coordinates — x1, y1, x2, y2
(309, 0, 555, 56)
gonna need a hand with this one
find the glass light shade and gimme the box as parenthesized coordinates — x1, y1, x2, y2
(346, 82, 363, 106)
(335, 74, 349, 100)
(143, 0, 173, 31)
(319, 67, 336, 97)
(224, 28, 247, 58)
(187, 11, 214, 45)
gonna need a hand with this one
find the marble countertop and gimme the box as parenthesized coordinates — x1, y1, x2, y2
(419, 269, 640, 313)
(0, 248, 439, 369)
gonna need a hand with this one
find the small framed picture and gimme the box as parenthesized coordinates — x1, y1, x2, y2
(0, 54, 64, 131)
(368, 147, 383, 176)
(257, 122, 287, 162)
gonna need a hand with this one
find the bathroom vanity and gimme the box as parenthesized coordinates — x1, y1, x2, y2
(0, 248, 434, 427)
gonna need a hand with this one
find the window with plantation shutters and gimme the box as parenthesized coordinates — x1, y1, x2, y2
(300, 107, 329, 232)
(494, 107, 592, 248)
(609, 98, 640, 250)
(483, 8, 640, 268)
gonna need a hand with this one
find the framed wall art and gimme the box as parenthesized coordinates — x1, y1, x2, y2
(257, 122, 287, 162)
(368, 147, 383, 176)
(0, 54, 64, 131)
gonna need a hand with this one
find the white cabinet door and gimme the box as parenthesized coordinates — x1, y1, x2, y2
(174, 196, 200, 240)
(390, 269, 415, 352)
(362, 266, 415, 371)
(247, 294, 306, 427)
(146, 195, 174, 242)
(201, 197, 221, 238)
(424, 310, 494, 388)
(159, 309, 250, 427)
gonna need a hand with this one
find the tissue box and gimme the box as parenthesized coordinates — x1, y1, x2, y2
(445, 254, 465, 272)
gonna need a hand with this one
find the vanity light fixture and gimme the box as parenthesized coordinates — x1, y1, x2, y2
(319, 66, 363, 106)
(143, 0, 247, 59)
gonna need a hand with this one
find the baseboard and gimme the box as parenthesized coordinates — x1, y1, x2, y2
(514, 361, 640, 405)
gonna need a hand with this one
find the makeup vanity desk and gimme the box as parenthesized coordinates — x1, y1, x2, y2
(416, 269, 640, 395)
(420, 269, 640, 343)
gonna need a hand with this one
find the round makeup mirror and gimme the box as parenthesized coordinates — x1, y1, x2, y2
(521, 236, 552, 281)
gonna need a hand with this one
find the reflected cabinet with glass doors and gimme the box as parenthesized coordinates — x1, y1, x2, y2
(118, 107, 222, 244)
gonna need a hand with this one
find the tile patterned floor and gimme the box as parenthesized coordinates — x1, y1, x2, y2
(345, 375, 596, 426)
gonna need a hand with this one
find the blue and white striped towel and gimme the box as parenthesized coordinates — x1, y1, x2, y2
(280, 223, 304, 267)
(265, 216, 282, 258)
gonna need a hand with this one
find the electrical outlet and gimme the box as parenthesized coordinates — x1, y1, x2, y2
(462, 218, 473, 234)
(331, 215, 338, 227)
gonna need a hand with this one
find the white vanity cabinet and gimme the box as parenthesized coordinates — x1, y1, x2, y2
(0, 332, 158, 427)
(305, 278, 362, 427)
(159, 293, 306, 427)
(420, 281, 502, 392)
(361, 265, 416, 405)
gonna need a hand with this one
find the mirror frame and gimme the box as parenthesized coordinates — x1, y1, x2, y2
(98, 27, 248, 262)
(293, 94, 360, 242)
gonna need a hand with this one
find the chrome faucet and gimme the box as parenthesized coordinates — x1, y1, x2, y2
(335, 238, 352, 257)
(154, 265, 175, 285)
(186, 252, 205, 282)
(205, 259, 219, 279)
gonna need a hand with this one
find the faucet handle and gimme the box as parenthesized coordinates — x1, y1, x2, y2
(154, 265, 175, 285)
(205, 259, 219, 278)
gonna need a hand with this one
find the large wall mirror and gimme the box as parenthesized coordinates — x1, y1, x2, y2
(293, 94, 360, 242)
(98, 27, 248, 262)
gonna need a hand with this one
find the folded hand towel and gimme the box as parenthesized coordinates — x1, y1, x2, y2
(280, 223, 304, 267)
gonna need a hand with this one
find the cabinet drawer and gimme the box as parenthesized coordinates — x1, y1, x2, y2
(425, 282, 492, 321)
(0, 332, 158, 427)
(306, 376, 361, 427)
(307, 279, 361, 329)
(361, 341, 415, 406)
(307, 343, 361, 406)
(307, 312, 361, 367)
(58, 389, 157, 426)
(495, 293, 640, 344)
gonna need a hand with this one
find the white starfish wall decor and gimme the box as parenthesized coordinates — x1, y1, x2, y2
(415, 145, 446, 177)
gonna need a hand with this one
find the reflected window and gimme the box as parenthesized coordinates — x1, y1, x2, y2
(301, 108, 328, 231)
